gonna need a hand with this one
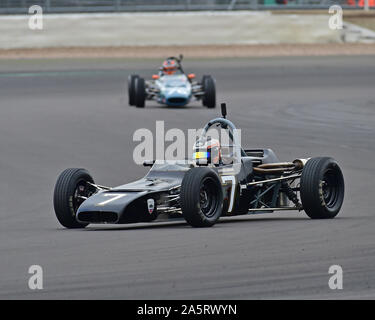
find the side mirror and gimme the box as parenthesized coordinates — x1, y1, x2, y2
(179, 54, 183, 61)
(221, 103, 227, 119)
(152, 74, 160, 80)
(187, 73, 196, 79)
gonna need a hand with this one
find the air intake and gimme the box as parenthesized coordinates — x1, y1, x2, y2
(167, 97, 186, 104)
(77, 211, 118, 223)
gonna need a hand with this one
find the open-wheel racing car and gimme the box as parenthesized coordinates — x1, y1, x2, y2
(53, 104, 345, 229)
(128, 55, 216, 108)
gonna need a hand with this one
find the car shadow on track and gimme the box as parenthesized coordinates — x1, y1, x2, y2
(83, 215, 310, 232)
(133, 104, 202, 110)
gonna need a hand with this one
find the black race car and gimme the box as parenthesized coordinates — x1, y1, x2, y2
(53, 104, 345, 229)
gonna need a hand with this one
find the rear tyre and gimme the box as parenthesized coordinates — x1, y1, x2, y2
(53, 168, 94, 229)
(135, 77, 146, 108)
(128, 74, 139, 106)
(203, 76, 216, 108)
(300, 157, 344, 219)
(180, 167, 223, 227)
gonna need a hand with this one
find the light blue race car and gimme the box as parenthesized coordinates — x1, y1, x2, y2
(128, 55, 216, 108)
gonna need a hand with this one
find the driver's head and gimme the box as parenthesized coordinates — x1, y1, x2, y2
(193, 137, 221, 165)
(162, 59, 178, 75)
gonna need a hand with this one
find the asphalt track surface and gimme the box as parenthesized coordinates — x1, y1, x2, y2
(0, 56, 374, 299)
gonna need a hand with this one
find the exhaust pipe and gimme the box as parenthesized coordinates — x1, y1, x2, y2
(253, 158, 310, 174)
(292, 158, 310, 170)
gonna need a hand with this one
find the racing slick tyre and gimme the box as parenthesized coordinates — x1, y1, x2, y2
(128, 74, 139, 106)
(203, 76, 216, 108)
(135, 77, 146, 108)
(180, 167, 223, 227)
(201, 75, 208, 106)
(300, 157, 344, 219)
(53, 168, 95, 229)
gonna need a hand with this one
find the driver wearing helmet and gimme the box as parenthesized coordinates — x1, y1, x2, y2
(160, 59, 179, 76)
(193, 137, 221, 166)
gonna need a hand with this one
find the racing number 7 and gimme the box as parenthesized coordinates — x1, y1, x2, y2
(97, 193, 126, 206)
(221, 175, 236, 213)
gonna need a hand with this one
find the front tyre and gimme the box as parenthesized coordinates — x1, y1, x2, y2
(128, 74, 139, 106)
(300, 157, 344, 219)
(180, 167, 223, 227)
(135, 77, 146, 108)
(53, 168, 95, 229)
(201, 75, 208, 107)
(203, 76, 216, 108)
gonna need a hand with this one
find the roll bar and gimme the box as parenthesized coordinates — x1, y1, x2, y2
(162, 55, 184, 73)
(200, 104, 246, 162)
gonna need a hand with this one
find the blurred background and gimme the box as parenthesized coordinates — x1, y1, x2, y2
(0, 0, 374, 13)
(1, 0, 375, 302)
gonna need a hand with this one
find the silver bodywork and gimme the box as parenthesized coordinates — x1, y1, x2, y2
(146, 74, 204, 106)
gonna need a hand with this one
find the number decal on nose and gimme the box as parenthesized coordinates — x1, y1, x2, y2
(96, 194, 127, 206)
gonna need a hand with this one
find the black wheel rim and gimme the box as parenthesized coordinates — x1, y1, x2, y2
(321, 168, 341, 209)
(72, 180, 95, 213)
(199, 177, 219, 218)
